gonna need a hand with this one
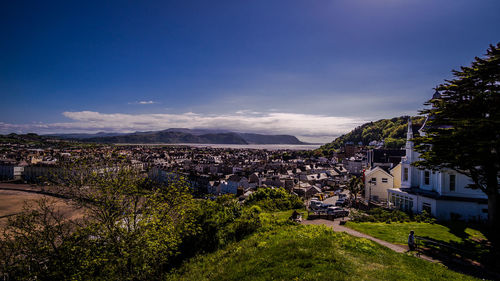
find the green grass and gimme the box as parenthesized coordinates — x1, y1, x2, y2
(260, 209, 309, 225)
(167, 223, 479, 281)
(344, 221, 493, 266)
(344, 221, 486, 246)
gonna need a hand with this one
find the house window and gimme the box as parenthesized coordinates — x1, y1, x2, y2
(370, 177, 376, 184)
(449, 175, 456, 191)
(403, 168, 408, 181)
(424, 171, 430, 185)
(423, 203, 431, 213)
(391, 193, 414, 211)
(382, 178, 388, 183)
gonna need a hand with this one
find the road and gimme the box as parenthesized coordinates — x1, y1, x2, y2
(308, 190, 350, 207)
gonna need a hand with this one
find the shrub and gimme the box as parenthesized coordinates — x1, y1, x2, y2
(350, 207, 433, 223)
(246, 187, 304, 211)
(227, 205, 262, 241)
(414, 210, 436, 224)
(178, 195, 263, 262)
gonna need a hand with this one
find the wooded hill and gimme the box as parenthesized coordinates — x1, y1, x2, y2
(316, 116, 426, 155)
(51, 129, 307, 145)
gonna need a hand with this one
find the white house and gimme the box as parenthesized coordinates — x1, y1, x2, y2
(364, 166, 394, 202)
(387, 117, 488, 221)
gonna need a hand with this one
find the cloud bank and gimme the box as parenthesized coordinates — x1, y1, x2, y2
(0, 111, 368, 143)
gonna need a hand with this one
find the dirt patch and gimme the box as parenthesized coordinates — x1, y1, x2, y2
(0, 188, 83, 229)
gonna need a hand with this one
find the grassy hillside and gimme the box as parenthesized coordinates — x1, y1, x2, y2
(316, 116, 426, 155)
(345, 222, 486, 246)
(167, 221, 478, 280)
(345, 221, 496, 274)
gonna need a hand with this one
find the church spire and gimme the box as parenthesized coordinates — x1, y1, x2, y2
(407, 117, 413, 141)
(405, 117, 414, 161)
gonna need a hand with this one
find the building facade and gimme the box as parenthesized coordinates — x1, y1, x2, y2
(388, 118, 488, 221)
(364, 166, 394, 202)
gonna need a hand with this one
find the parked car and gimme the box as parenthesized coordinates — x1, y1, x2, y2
(326, 206, 341, 214)
(312, 203, 333, 213)
(327, 207, 349, 218)
(335, 198, 348, 207)
(309, 200, 323, 211)
(320, 203, 334, 209)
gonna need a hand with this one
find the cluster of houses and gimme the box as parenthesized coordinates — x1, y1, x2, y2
(0, 144, 147, 182)
(1, 142, 353, 200)
(149, 158, 350, 199)
(1, 102, 493, 223)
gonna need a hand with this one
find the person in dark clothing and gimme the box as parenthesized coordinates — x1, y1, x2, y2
(408, 230, 416, 251)
(290, 210, 301, 222)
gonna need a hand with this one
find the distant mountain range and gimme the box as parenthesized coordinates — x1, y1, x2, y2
(49, 129, 307, 145)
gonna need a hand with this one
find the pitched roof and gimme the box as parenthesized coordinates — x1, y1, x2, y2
(365, 166, 393, 178)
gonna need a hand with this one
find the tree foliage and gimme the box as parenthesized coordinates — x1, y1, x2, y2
(414, 43, 500, 231)
(349, 208, 436, 224)
(0, 159, 271, 280)
(178, 195, 262, 259)
(246, 187, 304, 211)
(316, 116, 425, 156)
(1, 160, 197, 280)
(346, 176, 364, 202)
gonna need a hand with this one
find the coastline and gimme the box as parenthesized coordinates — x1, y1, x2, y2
(114, 143, 322, 150)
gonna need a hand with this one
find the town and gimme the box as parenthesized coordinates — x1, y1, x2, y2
(0, 113, 489, 223)
(1, 1, 499, 280)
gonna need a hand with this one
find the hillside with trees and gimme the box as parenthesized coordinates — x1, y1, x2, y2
(51, 129, 307, 145)
(316, 116, 426, 156)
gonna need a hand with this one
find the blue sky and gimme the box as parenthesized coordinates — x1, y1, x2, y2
(1, 0, 499, 142)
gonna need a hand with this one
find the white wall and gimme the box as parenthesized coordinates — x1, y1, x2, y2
(364, 168, 394, 202)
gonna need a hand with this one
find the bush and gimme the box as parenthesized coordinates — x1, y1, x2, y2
(177, 195, 263, 261)
(246, 187, 304, 211)
(227, 205, 262, 241)
(414, 210, 436, 224)
(350, 207, 433, 223)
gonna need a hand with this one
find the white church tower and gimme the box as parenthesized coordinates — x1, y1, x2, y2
(401, 118, 419, 189)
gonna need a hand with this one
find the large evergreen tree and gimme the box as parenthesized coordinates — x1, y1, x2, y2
(414, 43, 500, 232)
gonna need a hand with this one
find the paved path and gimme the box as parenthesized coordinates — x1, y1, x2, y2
(302, 219, 436, 262)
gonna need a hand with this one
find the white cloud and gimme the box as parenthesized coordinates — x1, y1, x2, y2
(128, 101, 157, 105)
(0, 111, 368, 143)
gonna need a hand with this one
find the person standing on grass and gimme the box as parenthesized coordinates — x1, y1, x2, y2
(408, 230, 416, 251)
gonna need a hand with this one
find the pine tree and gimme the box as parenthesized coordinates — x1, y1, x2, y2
(414, 43, 500, 234)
